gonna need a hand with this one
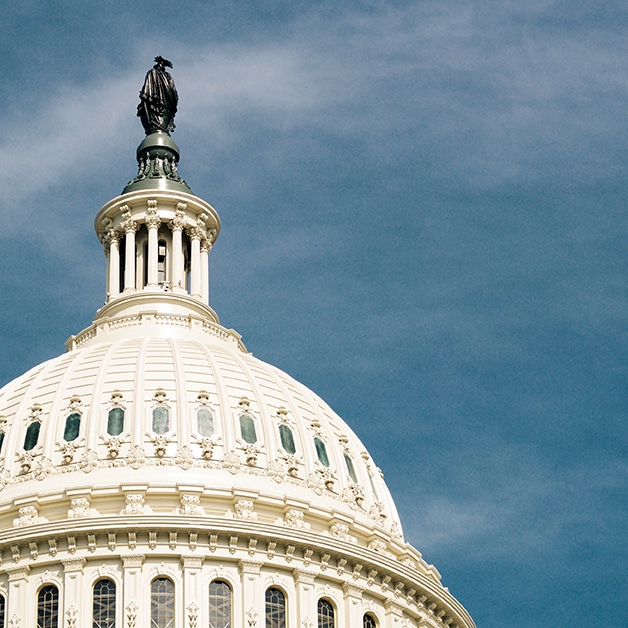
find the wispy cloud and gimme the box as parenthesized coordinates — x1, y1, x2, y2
(2, 2, 626, 234)
(403, 454, 628, 561)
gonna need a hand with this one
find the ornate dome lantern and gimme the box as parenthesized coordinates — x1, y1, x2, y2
(0, 58, 475, 628)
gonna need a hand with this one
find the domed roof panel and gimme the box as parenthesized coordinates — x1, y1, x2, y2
(0, 329, 402, 538)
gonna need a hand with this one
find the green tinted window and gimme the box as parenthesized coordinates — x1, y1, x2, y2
(63, 413, 81, 441)
(314, 437, 330, 467)
(24, 421, 41, 451)
(197, 408, 214, 437)
(240, 415, 257, 444)
(107, 408, 124, 436)
(279, 424, 296, 454)
(344, 453, 358, 483)
(152, 407, 169, 434)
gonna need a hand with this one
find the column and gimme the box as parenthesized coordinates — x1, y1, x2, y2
(200, 239, 211, 304)
(5, 566, 31, 627)
(146, 206, 161, 288)
(182, 556, 204, 628)
(169, 204, 186, 293)
(342, 582, 364, 627)
(293, 568, 318, 627)
(123, 221, 138, 292)
(239, 560, 264, 628)
(108, 231, 121, 299)
(384, 598, 405, 628)
(122, 554, 145, 628)
(62, 558, 86, 626)
(189, 226, 202, 298)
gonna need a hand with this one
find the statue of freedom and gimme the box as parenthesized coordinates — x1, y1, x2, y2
(137, 56, 178, 135)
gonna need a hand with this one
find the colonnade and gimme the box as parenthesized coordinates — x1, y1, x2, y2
(101, 201, 214, 306)
(0, 555, 413, 628)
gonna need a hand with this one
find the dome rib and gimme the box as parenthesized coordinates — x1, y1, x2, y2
(227, 349, 277, 469)
(131, 336, 150, 447)
(167, 337, 190, 446)
(194, 340, 233, 457)
(247, 355, 306, 468)
(84, 341, 119, 452)
(0, 361, 48, 469)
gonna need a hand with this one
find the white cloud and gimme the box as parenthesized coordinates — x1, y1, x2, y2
(2, 1, 627, 241)
(403, 453, 628, 563)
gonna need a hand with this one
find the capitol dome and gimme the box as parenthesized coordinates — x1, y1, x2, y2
(0, 59, 475, 628)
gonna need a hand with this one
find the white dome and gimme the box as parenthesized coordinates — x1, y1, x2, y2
(0, 107, 475, 626)
(0, 302, 402, 538)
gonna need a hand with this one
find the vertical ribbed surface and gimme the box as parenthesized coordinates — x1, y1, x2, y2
(0, 334, 401, 534)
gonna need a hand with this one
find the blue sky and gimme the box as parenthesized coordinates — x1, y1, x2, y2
(0, 2, 627, 625)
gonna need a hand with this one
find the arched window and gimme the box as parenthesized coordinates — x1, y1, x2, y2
(278, 424, 296, 454)
(107, 408, 124, 436)
(314, 437, 330, 467)
(150, 577, 174, 628)
(197, 408, 214, 437)
(152, 407, 169, 434)
(239, 414, 257, 444)
(0, 593, 5, 628)
(93, 578, 116, 627)
(0, 432, 5, 456)
(63, 412, 81, 441)
(317, 599, 335, 628)
(208, 580, 232, 628)
(24, 421, 41, 451)
(363, 613, 377, 628)
(265, 587, 286, 628)
(37, 585, 59, 628)
(344, 453, 358, 483)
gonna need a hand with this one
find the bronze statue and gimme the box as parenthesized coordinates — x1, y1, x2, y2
(137, 56, 178, 135)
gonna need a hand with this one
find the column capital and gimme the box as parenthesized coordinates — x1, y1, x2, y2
(200, 238, 212, 254)
(62, 558, 86, 573)
(121, 218, 138, 234)
(342, 582, 364, 600)
(4, 565, 30, 581)
(146, 213, 161, 230)
(168, 202, 187, 232)
(384, 598, 404, 616)
(187, 225, 204, 241)
(100, 227, 121, 254)
(169, 214, 185, 232)
(181, 555, 204, 570)
(122, 554, 145, 569)
(239, 560, 263, 575)
(292, 567, 318, 585)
